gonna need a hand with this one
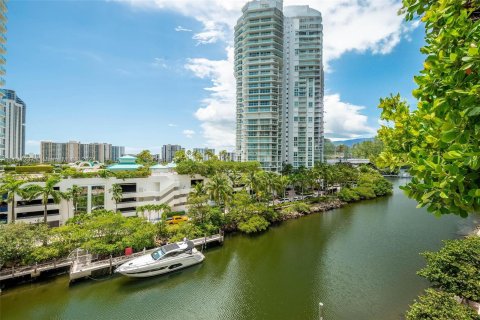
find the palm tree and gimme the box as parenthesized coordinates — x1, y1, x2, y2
(206, 173, 233, 211)
(218, 150, 228, 161)
(242, 170, 259, 198)
(190, 182, 206, 198)
(277, 175, 290, 199)
(227, 169, 242, 188)
(0, 175, 27, 223)
(155, 203, 171, 222)
(109, 183, 123, 212)
(23, 175, 63, 224)
(64, 185, 83, 216)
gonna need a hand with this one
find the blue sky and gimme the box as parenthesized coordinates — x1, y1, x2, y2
(5, 0, 425, 154)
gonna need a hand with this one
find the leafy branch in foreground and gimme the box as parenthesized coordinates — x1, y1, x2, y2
(377, 1, 480, 216)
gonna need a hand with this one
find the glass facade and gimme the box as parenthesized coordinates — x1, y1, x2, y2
(235, 2, 324, 171)
(0, 0, 7, 159)
(235, 0, 284, 171)
(283, 6, 324, 168)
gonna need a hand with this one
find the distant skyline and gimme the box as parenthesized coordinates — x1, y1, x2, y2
(5, 0, 424, 154)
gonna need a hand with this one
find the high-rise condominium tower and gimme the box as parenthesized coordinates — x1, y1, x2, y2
(283, 5, 324, 168)
(0, 0, 7, 159)
(3, 89, 26, 159)
(235, 1, 324, 171)
(235, 0, 284, 171)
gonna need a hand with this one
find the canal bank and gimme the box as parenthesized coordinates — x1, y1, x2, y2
(0, 179, 477, 320)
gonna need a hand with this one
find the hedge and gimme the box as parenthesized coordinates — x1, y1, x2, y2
(15, 165, 53, 173)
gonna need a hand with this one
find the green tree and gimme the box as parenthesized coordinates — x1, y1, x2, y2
(351, 137, 384, 160)
(406, 288, 479, 320)
(281, 163, 293, 176)
(173, 150, 188, 163)
(417, 236, 480, 302)
(64, 185, 83, 216)
(206, 173, 233, 211)
(109, 183, 123, 212)
(136, 150, 155, 166)
(23, 175, 63, 224)
(0, 175, 27, 223)
(377, 1, 480, 217)
(0, 223, 36, 266)
(323, 139, 336, 159)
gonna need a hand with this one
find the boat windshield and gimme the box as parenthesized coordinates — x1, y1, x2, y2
(151, 249, 165, 260)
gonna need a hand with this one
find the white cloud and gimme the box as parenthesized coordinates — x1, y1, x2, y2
(324, 94, 376, 140)
(182, 129, 196, 138)
(152, 57, 168, 69)
(175, 25, 192, 32)
(168, 123, 177, 127)
(119, 0, 417, 148)
(184, 47, 236, 148)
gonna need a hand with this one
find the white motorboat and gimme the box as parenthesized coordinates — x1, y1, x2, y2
(115, 240, 205, 278)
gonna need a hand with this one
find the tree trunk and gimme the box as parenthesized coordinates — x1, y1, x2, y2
(11, 195, 15, 224)
(44, 202, 48, 224)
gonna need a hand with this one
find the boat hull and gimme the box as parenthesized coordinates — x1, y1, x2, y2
(117, 253, 205, 278)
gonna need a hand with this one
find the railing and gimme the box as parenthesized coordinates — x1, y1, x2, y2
(0, 258, 72, 281)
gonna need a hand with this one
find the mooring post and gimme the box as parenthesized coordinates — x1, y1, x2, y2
(34, 262, 38, 273)
(109, 255, 113, 274)
(11, 266, 14, 276)
(319, 302, 324, 320)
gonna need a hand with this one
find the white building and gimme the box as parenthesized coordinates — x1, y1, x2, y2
(235, 0, 324, 171)
(283, 5, 324, 168)
(3, 89, 26, 159)
(0, 0, 8, 159)
(192, 148, 216, 161)
(0, 169, 203, 227)
(235, 0, 284, 172)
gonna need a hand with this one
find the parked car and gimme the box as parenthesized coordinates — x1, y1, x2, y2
(166, 215, 188, 225)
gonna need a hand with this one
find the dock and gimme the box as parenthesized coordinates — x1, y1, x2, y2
(69, 233, 224, 281)
(0, 234, 224, 283)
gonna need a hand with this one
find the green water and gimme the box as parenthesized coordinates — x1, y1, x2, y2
(1, 179, 477, 320)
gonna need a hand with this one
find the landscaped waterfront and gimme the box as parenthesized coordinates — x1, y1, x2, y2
(0, 179, 477, 320)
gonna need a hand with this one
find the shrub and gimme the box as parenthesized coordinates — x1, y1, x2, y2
(292, 202, 311, 214)
(406, 288, 478, 320)
(418, 236, 480, 302)
(15, 165, 53, 173)
(238, 215, 269, 234)
(338, 188, 360, 202)
(353, 186, 376, 199)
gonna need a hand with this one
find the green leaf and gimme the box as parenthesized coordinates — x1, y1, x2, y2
(467, 107, 480, 117)
(443, 151, 462, 159)
(449, 52, 458, 62)
(441, 130, 457, 143)
(467, 46, 478, 56)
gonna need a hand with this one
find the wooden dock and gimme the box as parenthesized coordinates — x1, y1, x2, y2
(0, 259, 72, 282)
(0, 234, 224, 283)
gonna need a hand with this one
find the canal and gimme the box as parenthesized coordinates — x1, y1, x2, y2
(1, 179, 478, 319)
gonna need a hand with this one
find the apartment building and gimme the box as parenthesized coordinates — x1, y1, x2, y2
(3, 89, 26, 159)
(161, 144, 183, 163)
(0, 0, 7, 159)
(235, 0, 324, 170)
(40, 141, 124, 163)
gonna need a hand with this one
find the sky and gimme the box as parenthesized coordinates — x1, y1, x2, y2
(5, 0, 425, 154)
